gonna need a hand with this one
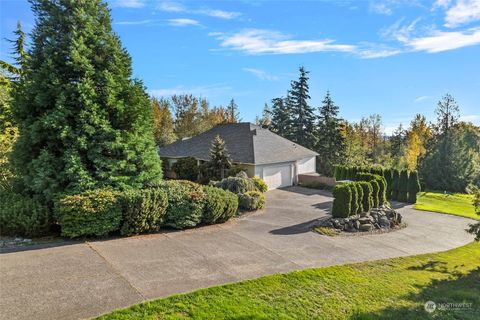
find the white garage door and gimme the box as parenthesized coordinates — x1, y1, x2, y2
(263, 164, 292, 190)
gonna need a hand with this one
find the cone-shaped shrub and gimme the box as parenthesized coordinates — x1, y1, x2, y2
(332, 184, 351, 218)
(348, 183, 358, 216)
(391, 169, 400, 200)
(370, 180, 380, 208)
(407, 170, 421, 203)
(358, 181, 373, 213)
(384, 169, 393, 200)
(397, 170, 409, 202)
(355, 182, 363, 214)
(376, 176, 387, 205)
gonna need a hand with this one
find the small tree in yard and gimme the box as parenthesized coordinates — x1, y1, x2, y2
(208, 135, 232, 180)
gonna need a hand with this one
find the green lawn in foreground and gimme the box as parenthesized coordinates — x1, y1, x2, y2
(98, 242, 480, 320)
(415, 191, 478, 220)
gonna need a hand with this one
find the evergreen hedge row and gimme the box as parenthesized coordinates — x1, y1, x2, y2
(397, 170, 409, 203)
(407, 170, 421, 203)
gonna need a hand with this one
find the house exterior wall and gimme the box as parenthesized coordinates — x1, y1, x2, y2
(297, 156, 316, 174)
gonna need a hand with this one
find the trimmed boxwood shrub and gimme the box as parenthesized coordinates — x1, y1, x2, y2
(355, 182, 364, 214)
(0, 191, 51, 237)
(391, 169, 400, 200)
(202, 186, 238, 224)
(358, 181, 373, 213)
(348, 183, 358, 216)
(407, 170, 421, 203)
(171, 157, 199, 181)
(252, 177, 268, 193)
(55, 189, 122, 238)
(214, 172, 256, 194)
(163, 180, 206, 229)
(397, 170, 409, 203)
(332, 184, 351, 218)
(238, 191, 266, 211)
(120, 188, 168, 236)
(216, 190, 239, 223)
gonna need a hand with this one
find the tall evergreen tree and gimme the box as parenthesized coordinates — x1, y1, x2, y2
(226, 98, 240, 123)
(270, 96, 292, 139)
(11, 0, 162, 202)
(316, 91, 346, 175)
(255, 103, 272, 129)
(289, 66, 316, 149)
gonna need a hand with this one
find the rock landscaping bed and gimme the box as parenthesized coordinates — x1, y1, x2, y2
(316, 205, 405, 235)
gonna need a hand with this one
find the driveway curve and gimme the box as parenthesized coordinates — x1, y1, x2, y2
(0, 186, 475, 320)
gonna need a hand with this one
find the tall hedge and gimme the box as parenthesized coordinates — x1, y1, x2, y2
(358, 181, 373, 213)
(397, 170, 409, 203)
(407, 170, 421, 204)
(355, 182, 363, 214)
(332, 184, 351, 218)
(348, 183, 358, 216)
(391, 169, 400, 201)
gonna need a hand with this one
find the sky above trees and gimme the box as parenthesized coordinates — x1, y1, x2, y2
(1, 0, 479, 133)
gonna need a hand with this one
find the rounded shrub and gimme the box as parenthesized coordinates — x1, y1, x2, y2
(0, 191, 51, 237)
(332, 184, 352, 218)
(348, 183, 358, 216)
(407, 170, 421, 204)
(163, 180, 206, 229)
(358, 181, 373, 213)
(355, 182, 364, 214)
(397, 170, 409, 203)
(252, 176, 268, 193)
(370, 180, 380, 208)
(214, 172, 256, 194)
(238, 191, 266, 211)
(217, 190, 239, 223)
(171, 157, 199, 181)
(202, 186, 229, 224)
(55, 189, 122, 238)
(120, 188, 168, 236)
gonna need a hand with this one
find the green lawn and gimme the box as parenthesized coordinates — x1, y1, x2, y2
(98, 242, 480, 320)
(415, 191, 478, 220)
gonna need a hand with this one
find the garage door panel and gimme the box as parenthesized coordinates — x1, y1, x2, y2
(263, 165, 292, 190)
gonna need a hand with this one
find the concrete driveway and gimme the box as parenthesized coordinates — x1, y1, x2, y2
(0, 186, 475, 320)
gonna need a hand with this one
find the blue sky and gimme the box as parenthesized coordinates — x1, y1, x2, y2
(1, 0, 479, 133)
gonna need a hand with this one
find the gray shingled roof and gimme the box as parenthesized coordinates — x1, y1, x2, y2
(159, 123, 318, 165)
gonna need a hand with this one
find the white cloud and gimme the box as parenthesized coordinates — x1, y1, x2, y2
(211, 29, 356, 55)
(433, 0, 453, 9)
(157, 2, 240, 20)
(150, 84, 232, 97)
(445, 0, 480, 27)
(115, 19, 153, 25)
(242, 68, 279, 81)
(167, 18, 200, 27)
(414, 95, 429, 102)
(113, 0, 145, 8)
(406, 27, 480, 52)
(370, 2, 393, 15)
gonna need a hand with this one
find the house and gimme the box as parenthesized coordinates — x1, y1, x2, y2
(159, 123, 319, 190)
